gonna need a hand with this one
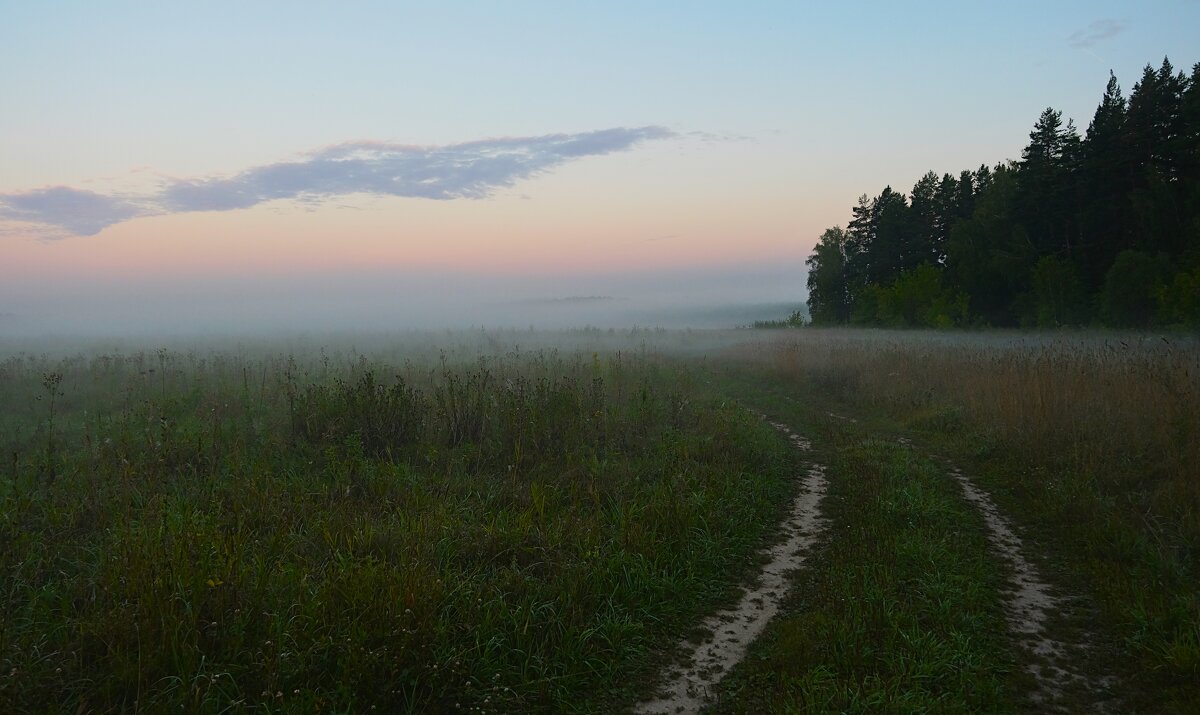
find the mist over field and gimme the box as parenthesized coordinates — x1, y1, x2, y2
(0, 262, 806, 337)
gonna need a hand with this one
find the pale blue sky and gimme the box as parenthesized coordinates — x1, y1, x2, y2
(1, 1, 1196, 331)
(3, 1, 1196, 186)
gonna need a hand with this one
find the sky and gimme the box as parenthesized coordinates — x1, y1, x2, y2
(1, 1, 1197, 334)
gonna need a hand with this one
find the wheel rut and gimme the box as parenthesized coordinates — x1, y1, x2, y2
(948, 465, 1117, 711)
(635, 418, 828, 714)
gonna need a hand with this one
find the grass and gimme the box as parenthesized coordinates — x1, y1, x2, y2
(3, 327, 1196, 713)
(699, 374, 1015, 713)
(720, 328, 1200, 712)
(0, 342, 794, 712)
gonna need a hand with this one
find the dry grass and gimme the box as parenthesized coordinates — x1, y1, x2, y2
(739, 330, 1199, 536)
(727, 328, 1200, 701)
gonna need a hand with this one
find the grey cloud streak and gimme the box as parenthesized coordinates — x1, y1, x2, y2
(0, 187, 148, 236)
(0, 126, 674, 237)
(1068, 19, 1125, 48)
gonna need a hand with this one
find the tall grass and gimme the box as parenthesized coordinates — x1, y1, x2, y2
(731, 328, 1200, 702)
(0, 343, 793, 712)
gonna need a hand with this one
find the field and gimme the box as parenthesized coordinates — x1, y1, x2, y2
(1, 329, 1196, 713)
(710, 330, 1199, 713)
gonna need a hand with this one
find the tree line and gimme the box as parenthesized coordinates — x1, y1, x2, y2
(805, 58, 1200, 329)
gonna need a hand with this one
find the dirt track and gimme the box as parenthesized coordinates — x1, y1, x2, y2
(949, 466, 1115, 711)
(636, 420, 828, 714)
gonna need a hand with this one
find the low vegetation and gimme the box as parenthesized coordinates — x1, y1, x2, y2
(714, 434, 1014, 712)
(0, 341, 794, 712)
(723, 329, 1199, 711)
(2, 327, 1196, 712)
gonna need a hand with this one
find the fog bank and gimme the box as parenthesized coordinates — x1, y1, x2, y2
(0, 262, 807, 337)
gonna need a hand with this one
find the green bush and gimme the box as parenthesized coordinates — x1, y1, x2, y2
(872, 265, 969, 328)
(1157, 267, 1200, 329)
(1101, 250, 1171, 327)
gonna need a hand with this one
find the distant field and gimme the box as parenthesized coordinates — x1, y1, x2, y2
(1, 329, 1196, 713)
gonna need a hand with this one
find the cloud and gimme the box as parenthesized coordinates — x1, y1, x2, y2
(1068, 19, 1125, 48)
(0, 126, 675, 237)
(0, 186, 147, 237)
(687, 130, 753, 144)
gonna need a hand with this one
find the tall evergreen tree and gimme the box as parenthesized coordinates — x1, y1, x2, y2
(1017, 108, 1082, 259)
(1127, 59, 1189, 255)
(871, 186, 915, 279)
(955, 170, 976, 220)
(944, 165, 1027, 325)
(1128, 59, 1187, 178)
(1182, 64, 1200, 178)
(1080, 71, 1132, 291)
(844, 188, 907, 290)
(909, 171, 941, 265)
(931, 172, 963, 261)
(974, 164, 994, 194)
(1179, 63, 1200, 257)
(843, 193, 875, 303)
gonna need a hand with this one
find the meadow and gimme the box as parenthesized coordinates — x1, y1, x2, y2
(1, 328, 1197, 713)
(713, 329, 1199, 712)
(0, 332, 794, 712)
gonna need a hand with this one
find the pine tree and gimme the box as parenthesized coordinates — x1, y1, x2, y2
(843, 193, 875, 304)
(909, 171, 941, 266)
(1178, 63, 1200, 258)
(944, 165, 1025, 325)
(1017, 108, 1082, 259)
(1126, 59, 1189, 255)
(956, 170, 976, 221)
(871, 186, 914, 279)
(1079, 71, 1132, 291)
(932, 172, 964, 260)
